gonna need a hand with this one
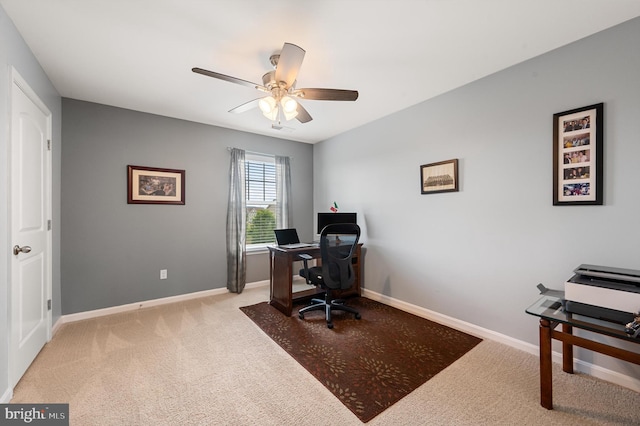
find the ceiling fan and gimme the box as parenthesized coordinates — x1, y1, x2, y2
(192, 42, 358, 124)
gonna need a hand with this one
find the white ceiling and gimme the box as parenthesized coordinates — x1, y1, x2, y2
(2, 1, 640, 143)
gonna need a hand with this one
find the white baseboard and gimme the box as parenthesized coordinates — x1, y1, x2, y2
(362, 288, 640, 393)
(245, 279, 270, 289)
(572, 357, 640, 392)
(1, 387, 12, 403)
(57, 280, 269, 326)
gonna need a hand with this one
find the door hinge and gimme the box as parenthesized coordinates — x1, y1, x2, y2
(47, 219, 52, 231)
(47, 139, 51, 151)
(47, 299, 52, 311)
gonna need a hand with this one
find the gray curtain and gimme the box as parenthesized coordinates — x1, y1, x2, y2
(275, 155, 292, 229)
(226, 148, 246, 293)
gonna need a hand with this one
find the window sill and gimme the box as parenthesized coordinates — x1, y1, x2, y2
(246, 246, 271, 255)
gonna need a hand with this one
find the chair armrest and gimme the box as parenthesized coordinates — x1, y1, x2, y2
(298, 253, 313, 284)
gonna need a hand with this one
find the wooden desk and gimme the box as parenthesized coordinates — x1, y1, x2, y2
(268, 243, 363, 316)
(526, 295, 640, 409)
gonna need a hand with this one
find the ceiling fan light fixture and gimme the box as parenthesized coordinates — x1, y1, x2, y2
(262, 108, 278, 121)
(258, 96, 276, 114)
(280, 96, 297, 113)
(194, 42, 358, 126)
(283, 108, 298, 121)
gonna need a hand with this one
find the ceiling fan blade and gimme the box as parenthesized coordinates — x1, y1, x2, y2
(274, 43, 305, 88)
(228, 98, 260, 114)
(295, 103, 312, 123)
(192, 67, 265, 90)
(295, 88, 359, 101)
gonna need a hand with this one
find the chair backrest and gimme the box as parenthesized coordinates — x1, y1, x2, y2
(319, 223, 361, 290)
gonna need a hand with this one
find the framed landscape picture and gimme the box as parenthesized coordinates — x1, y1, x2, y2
(420, 159, 459, 194)
(127, 165, 185, 205)
(552, 103, 603, 205)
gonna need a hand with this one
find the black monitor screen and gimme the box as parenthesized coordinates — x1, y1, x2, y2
(317, 212, 357, 234)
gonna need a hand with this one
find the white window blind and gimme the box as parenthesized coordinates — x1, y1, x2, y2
(245, 154, 276, 247)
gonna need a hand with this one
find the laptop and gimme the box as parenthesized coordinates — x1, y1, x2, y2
(273, 228, 313, 249)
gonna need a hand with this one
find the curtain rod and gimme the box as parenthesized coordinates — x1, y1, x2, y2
(227, 147, 263, 155)
(226, 147, 291, 159)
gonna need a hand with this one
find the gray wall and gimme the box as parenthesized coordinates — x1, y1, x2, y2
(0, 5, 62, 399)
(314, 18, 640, 375)
(61, 99, 313, 314)
(3, 0, 639, 398)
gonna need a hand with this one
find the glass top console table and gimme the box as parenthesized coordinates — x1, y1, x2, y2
(526, 293, 640, 409)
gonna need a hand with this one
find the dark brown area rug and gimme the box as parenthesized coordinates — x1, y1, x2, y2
(240, 297, 482, 423)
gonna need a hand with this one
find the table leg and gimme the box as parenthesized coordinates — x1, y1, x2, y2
(539, 318, 553, 409)
(562, 323, 574, 374)
(269, 252, 294, 316)
(269, 251, 274, 301)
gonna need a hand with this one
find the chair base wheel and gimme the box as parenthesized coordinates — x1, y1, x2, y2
(297, 295, 361, 329)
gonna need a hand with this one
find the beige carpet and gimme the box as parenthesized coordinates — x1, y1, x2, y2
(11, 286, 640, 425)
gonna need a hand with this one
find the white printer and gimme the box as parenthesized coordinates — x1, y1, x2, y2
(564, 264, 640, 324)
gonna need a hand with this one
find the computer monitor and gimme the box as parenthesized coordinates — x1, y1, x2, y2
(317, 212, 357, 234)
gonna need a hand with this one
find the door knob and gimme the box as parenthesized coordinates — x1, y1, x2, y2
(13, 245, 32, 255)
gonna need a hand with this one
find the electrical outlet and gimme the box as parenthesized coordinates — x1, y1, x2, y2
(160, 269, 167, 280)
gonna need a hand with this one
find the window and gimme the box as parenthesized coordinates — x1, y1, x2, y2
(245, 154, 276, 248)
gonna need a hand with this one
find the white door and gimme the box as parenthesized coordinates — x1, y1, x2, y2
(9, 69, 52, 387)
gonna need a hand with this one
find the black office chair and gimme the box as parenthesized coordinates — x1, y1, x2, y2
(298, 223, 361, 329)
